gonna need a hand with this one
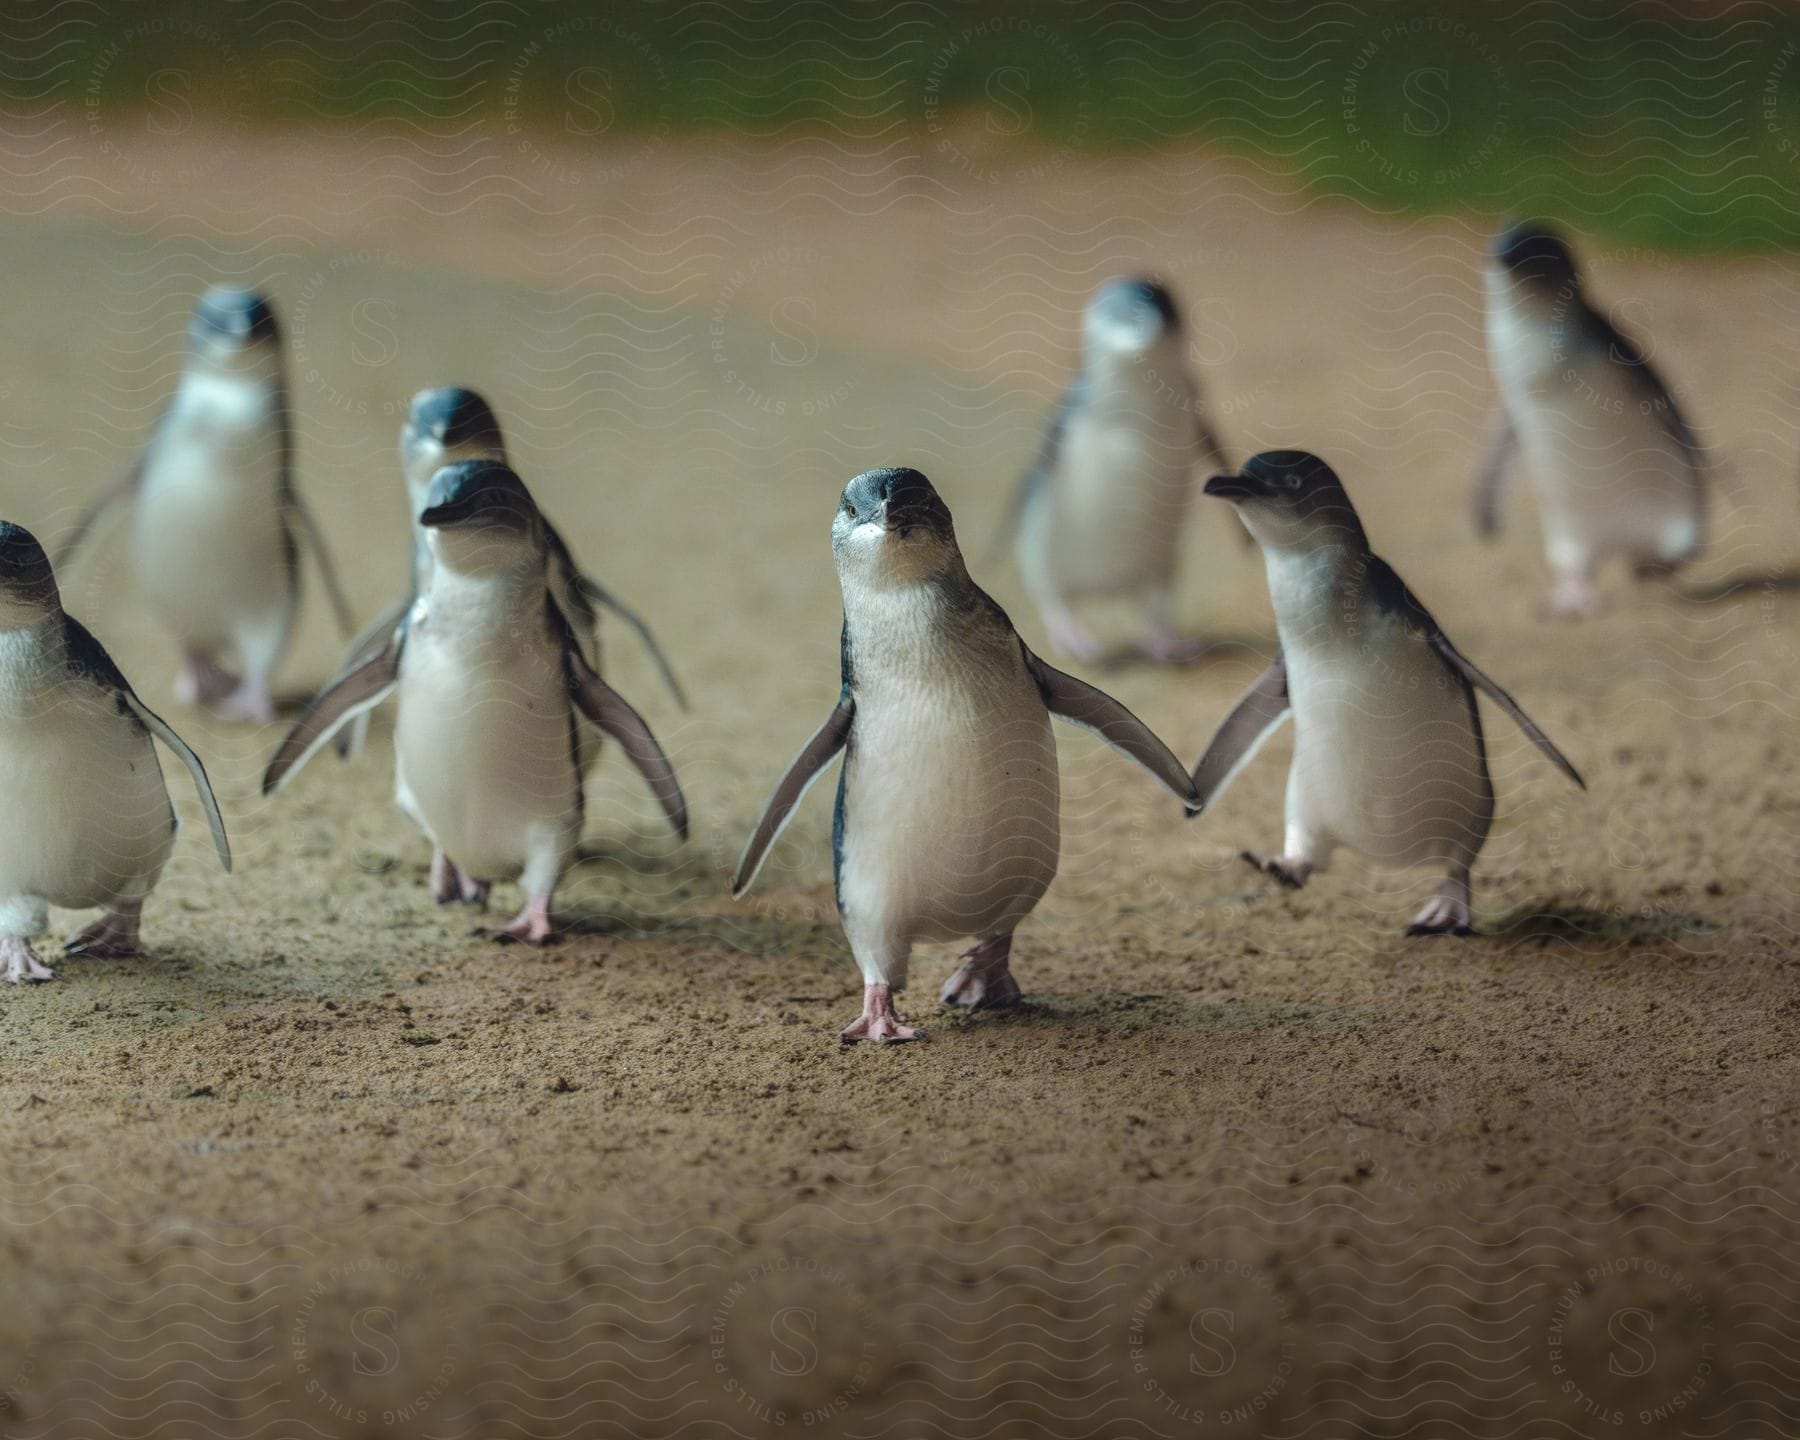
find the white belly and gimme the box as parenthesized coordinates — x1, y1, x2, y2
(392, 611, 582, 883)
(1488, 296, 1702, 566)
(131, 383, 291, 647)
(1028, 411, 1193, 598)
(0, 642, 175, 922)
(1285, 626, 1490, 869)
(837, 663, 1058, 946)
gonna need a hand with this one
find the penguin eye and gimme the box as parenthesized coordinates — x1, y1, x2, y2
(845, 501, 859, 520)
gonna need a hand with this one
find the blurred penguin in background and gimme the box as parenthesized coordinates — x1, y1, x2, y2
(999, 277, 1235, 664)
(58, 285, 353, 722)
(1476, 222, 1708, 618)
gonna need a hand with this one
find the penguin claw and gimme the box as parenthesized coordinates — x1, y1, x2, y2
(494, 893, 555, 945)
(841, 983, 920, 1044)
(1, 937, 56, 984)
(941, 964, 1022, 1010)
(941, 935, 1022, 1009)
(1241, 850, 1308, 889)
(430, 853, 489, 908)
(64, 906, 143, 958)
(1404, 897, 1474, 937)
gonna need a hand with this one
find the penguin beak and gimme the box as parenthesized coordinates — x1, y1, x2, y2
(1203, 473, 1253, 502)
(417, 498, 476, 528)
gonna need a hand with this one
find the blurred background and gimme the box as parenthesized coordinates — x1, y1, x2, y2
(3, 3, 1800, 1437)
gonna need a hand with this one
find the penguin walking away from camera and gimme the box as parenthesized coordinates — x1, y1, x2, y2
(1476, 222, 1708, 618)
(262, 461, 687, 942)
(0, 523, 230, 983)
(332, 386, 685, 761)
(1194, 451, 1584, 934)
(734, 467, 1200, 1043)
(997, 277, 1234, 665)
(57, 285, 354, 723)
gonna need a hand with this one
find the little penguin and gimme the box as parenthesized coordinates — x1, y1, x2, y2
(734, 466, 1201, 1043)
(0, 522, 230, 983)
(57, 285, 354, 722)
(262, 460, 687, 942)
(1476, 222, 1708, 618)
(333, 386, 684, 762)
(997, 277, 1234, 664)
(1193, 450, 1584, 935)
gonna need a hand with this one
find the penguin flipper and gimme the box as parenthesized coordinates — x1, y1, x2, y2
(1368, 556, 1586, 790)
(1471, 408, 1519, 539)
(732, 693, 854, 898)
(127, 695, 234, 873)
(56, 449, 146, 570)
(572, 571, 689, 712)
(285, 494, 357, 640)
(261, 638, 403, 795)
(565, 645, 689, 842)
(330, 595, 414, 761)
(1191, 654, 1291, 810)
(1425, 631, 1585, 789)
(1024, 649, 1200, 811)
(61, 615, 232, 872)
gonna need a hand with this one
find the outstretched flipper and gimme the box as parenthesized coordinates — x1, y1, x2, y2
(56, 449, 147, 570)
(63, 616, 232, 872)
(1191, 654, 1291, 809)
(262, 634, 404, 794)
(331, 596, 413, 760)
(574, 572, 688, 711)
(732, 691, 854, 898)
(1370, 556, 1584, 788)
(1471, 408, 1519, 539)
(564, 642, 689, 841)
(1023, 649, 1199, 810)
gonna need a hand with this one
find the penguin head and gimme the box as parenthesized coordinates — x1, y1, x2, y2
(1489, 221, 1581, 295)
(417, 460, 543, 574)
(832, 467, 960, 588)
(188, 286, 281, 363)
(1203, 450, 1367, 554)
(0, 521, 60, 624)
(1084, 277, 1182, 357)
(401, 387, 507, 494)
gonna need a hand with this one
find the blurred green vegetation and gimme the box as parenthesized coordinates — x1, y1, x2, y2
(20, 0, 1800, 252)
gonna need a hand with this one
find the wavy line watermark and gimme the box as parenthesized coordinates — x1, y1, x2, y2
(708, 1252, 880, 1428)
(1544, 1257, 1718, 1430)
(1125, 1255, 1297, 1430)
(289, 1255, 460, 1430)
(1341, 14, 1511, 189)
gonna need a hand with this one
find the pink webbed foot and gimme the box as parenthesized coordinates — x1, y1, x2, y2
(1405, 872, 1474, 937)
(174, 651, 238, 709)
(65, 902, 144, 958)
(1, 936, 55, 984)
(941, 933, 1022, 1010)
(840, 982, 920, 1044)
(429, 851, 458, 904)
(430, 852, 489, 907)
(496, 892, 554, 945)
(1242, 850, 1310, 890)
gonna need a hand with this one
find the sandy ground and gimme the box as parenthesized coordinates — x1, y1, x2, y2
(0, 115, 1798, 1436)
